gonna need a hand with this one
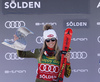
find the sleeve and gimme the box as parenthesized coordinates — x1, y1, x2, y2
(68, 47, 71, 52)
(17, 48, 41, 59)
(64, 63, 71, 78)
(64, 47, 71, 78)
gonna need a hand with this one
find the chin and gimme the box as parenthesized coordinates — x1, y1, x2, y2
(49, 46, 54, 48)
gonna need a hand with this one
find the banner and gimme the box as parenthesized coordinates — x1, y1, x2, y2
(2, 0, 90, 14)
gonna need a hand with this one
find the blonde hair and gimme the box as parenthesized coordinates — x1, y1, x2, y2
(39, 40, 60, 62)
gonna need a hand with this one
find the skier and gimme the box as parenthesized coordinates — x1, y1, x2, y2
(14, 24, 71, 82)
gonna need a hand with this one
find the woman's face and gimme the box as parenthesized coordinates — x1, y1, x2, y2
(45, 38, 56, 48)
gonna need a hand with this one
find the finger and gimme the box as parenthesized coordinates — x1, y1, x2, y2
(67, 52, 70, 56)
(13, 35, 19, 41)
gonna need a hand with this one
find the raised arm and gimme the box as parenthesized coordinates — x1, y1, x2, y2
(17, 48, 41, 59)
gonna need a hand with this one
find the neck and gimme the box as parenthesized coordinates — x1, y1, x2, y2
(47, 46, 54, 50)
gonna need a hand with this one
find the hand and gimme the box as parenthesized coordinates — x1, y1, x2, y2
(64, 52, 70, 63)
(13, 34, 19, 41)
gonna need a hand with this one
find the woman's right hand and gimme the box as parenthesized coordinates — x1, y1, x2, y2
(13, 34, 19, 41)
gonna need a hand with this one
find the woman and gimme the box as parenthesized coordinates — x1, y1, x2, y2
(15, 24, 71, 82)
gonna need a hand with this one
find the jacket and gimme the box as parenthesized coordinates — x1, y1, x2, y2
(17, 48, 71, 82)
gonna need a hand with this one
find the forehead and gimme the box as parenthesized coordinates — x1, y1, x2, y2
(46, 37, 55, 39)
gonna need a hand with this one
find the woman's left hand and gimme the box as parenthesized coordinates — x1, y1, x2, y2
(64, 52, 70, 63)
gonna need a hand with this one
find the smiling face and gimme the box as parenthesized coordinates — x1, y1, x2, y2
(45, 38, 56, 48)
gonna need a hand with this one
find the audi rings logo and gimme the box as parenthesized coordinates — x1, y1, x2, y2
(36, 36, 43, 44)
(70, 51, 87, 59)
(98, 68, 100, 74)
(39, 64, 59, 73)
(97, 36, 100, 43)
(5, 21, 26, 29)
(5, 52, 24, 60)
